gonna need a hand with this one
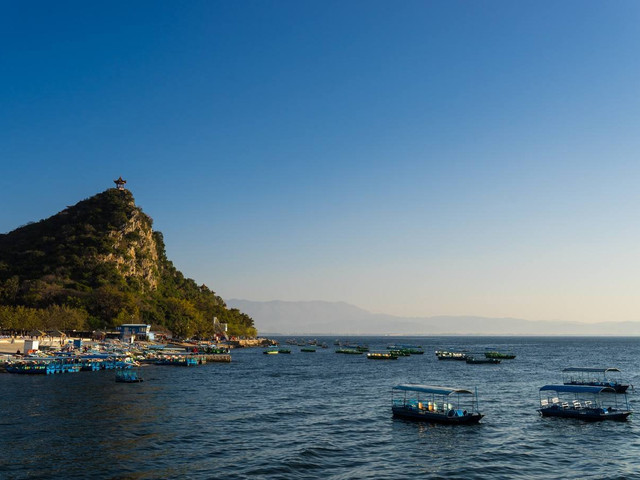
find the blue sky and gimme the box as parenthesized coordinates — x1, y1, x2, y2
(2, 1, 640, 323)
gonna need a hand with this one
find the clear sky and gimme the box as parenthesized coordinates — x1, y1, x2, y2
(2, 1, 640, 323)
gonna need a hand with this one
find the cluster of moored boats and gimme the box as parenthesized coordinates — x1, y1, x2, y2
(367, 344, 425, 360)
(285, 338, 329, 349)
(264, 342, 426, 359)
(0, 340, 231, 382)
(261, 343, 634, 424)
(393, 366, 633, 424)
(265, 343, 521, 363)
(4, 356, 133, 375)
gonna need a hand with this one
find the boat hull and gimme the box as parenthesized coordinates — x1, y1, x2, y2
(539, 406, 631, 422)
(392, 406, 483, 424)
(484, 352, 516, 359)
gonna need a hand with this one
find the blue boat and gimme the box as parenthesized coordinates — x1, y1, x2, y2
(392, 384, 483, 424)
(538, 385, 632, 421)
(562, 367, 629, 393)
(155, 355, 198, 366)
(5, 361, 53, 374)
(116, 369, 143, 383)
(53, 362, 82, 374)
(79, 360, 101, 371)
(6, 359, 83, 375)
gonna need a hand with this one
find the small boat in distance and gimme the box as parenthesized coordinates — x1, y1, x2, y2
(562, 367, 629, 393)
(367, 352, 398, 360)
(484, 350, 516, 360)
(538, 384, 632, 421)
(435, 350, 467, 361)
(264, 346, 292, 354)
(388, 349, 410, 357)
(335, 348, 362, 354)
(116, 369, 143, 383)
(387, 344, 424, 354)
(392, 384, 483, 424)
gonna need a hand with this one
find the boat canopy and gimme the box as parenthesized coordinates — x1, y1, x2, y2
(392, 384, 474, 396)
(540, 384, 617, 394)
(562, 367, 620, 373)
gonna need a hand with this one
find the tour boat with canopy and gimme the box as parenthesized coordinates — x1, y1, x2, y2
(538, 384, 632, 421)
(391, 384, 483, 424)
(562, 367, 629, 393)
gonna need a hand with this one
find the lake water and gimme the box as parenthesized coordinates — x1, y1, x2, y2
(2, 336, 640, 479)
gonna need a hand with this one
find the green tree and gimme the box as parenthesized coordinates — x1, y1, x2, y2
(163, 297, 203, 338)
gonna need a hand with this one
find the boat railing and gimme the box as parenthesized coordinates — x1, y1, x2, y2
(400, 400, 473, 416)
(540, 384, 632, 415)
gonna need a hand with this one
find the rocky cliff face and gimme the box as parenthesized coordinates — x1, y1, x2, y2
(95, 198, 160, 291)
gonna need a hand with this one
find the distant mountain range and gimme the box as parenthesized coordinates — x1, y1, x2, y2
(227, 299, 640, 336)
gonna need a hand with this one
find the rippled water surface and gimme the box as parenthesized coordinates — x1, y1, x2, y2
(2, 336, 640, 479)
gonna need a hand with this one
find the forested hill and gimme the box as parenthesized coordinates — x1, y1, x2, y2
(0, 188, 255, 338)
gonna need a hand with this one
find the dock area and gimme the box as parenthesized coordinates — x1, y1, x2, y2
(196, 354, 231, 363)
(0, 336, 235, 374)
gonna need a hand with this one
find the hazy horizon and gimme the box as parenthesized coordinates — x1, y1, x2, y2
(228, 298, 640, 336)
(3, 2, 640, 325)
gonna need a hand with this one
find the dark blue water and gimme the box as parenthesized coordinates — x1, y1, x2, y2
(2, 337, 640, 479)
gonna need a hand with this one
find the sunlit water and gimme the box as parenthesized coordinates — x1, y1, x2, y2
(2, 337, 640, 479)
